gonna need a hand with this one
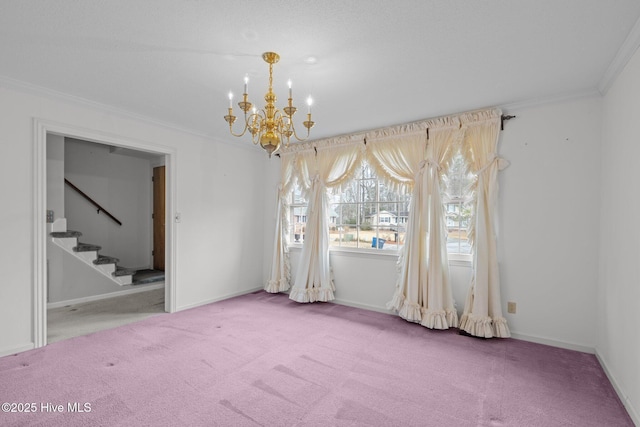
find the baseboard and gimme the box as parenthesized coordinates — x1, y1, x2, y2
(175, 286, 264, 312)
(332, 298, 598, 354)
(176, 288, 603, 358)
(509, 332, 595, 354)
(47, 283, 164, 309)
(0, 343, 35, 359)
(332, 297, 394, 315)
(595, 349, 640, 426)
(331, 299, 597, 353)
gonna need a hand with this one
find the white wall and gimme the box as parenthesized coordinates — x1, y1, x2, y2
(499, 97, 602, 350)
(268, 96, 603, 353)
(64, 138, 153, 269)
(0, 85, 267, 356)
(599, 46, 640, 423)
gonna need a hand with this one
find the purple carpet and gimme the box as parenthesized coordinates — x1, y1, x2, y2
(0, 291, 633, 426)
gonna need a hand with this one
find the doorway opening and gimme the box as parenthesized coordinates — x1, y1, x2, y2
(33, 119, 176, 347)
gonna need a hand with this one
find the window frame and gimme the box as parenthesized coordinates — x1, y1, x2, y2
(287, 158, 474, 263)
(288, 164, 408, 255)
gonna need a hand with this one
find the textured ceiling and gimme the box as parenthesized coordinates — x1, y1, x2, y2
(1, 1, 640, 142)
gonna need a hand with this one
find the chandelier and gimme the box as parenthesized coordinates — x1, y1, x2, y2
(224, 52, 315, 157)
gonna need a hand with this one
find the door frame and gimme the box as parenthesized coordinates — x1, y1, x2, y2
(33, 118, 177, 348)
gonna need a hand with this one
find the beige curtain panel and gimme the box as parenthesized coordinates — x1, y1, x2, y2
(265, 151, 296, 293)
(289, 141, 364, 303)
(367, 118, 459, 330)
(459, 110, 510, 338)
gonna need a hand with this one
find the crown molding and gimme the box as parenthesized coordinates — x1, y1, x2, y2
(499, 88, 601, 114)
(0, 75, 205, 137)
(598, 15, 640, 95)
(0, 75, 260, 154)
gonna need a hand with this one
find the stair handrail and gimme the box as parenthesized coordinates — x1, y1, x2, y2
(64, 178, 123, 226)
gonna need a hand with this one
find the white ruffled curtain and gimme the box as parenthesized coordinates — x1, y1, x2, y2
(367, 119, 458, 329)
(271, 107, 510, 338)
(265, 152, 296, 293)
(289, 142, 364, 303)
(459, 110, 511, 338)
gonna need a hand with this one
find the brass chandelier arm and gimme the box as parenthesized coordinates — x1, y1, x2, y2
(226, 107, 313, 143)
(288, 118, 312, 142)
(225, 111, 256, 140)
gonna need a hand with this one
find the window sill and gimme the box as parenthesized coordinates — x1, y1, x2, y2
(288, 244, 473, 265)
(288, 244, 399, 259)
(330, 246, 400, 259)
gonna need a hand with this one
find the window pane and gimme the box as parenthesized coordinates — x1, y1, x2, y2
(376, 228, 396, 250)
(358, 225, 377, 249)
(361, 164, 375, 179)
(340, 181, 358, 203)
(291, 206, 306, 243)
(340, 203, 358, 227)
(339, 224, 358, 248)
(362, 203, 377, 226)
(379, 201, 395, 213)
(394, 228, 406, 251)
(443, 151, 474, 255)
(360, 179, 377, 202)
(329, 226, 341, 247)
(378, 182, 398, 203)
(292, 187, 307, 204)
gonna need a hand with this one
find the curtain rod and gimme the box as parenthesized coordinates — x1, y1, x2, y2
(501, 114, 516, 130)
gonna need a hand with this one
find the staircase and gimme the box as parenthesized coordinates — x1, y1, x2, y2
(50, 230, 136, 286)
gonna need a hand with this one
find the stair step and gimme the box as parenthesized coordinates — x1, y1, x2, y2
(93, 255, 120, 265)
(74, 242, 102, 252)
(50, 230, 82, 238)
(113, 266, 136, 277)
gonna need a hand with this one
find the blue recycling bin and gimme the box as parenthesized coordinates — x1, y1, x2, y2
(372, 237, 386, 249)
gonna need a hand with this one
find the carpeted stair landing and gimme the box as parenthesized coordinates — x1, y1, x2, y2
(131, 269, 165, 285)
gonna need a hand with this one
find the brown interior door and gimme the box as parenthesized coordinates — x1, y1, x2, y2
(153, 166, 165, 271)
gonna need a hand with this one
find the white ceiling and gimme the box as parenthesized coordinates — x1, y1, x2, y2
(2, 1, 640, 142)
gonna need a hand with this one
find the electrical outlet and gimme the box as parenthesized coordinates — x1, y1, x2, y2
(507, 301, 516, 314)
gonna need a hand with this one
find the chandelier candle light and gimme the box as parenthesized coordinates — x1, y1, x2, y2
(224, 52, 315, 157)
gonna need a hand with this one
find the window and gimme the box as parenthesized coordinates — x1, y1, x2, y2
(328, 164, 408, 251)
(288, 155, 473, 256)
(289, 163, 409, 252)
(442, 151, 474, 255)
(290, 187, 308, 243)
